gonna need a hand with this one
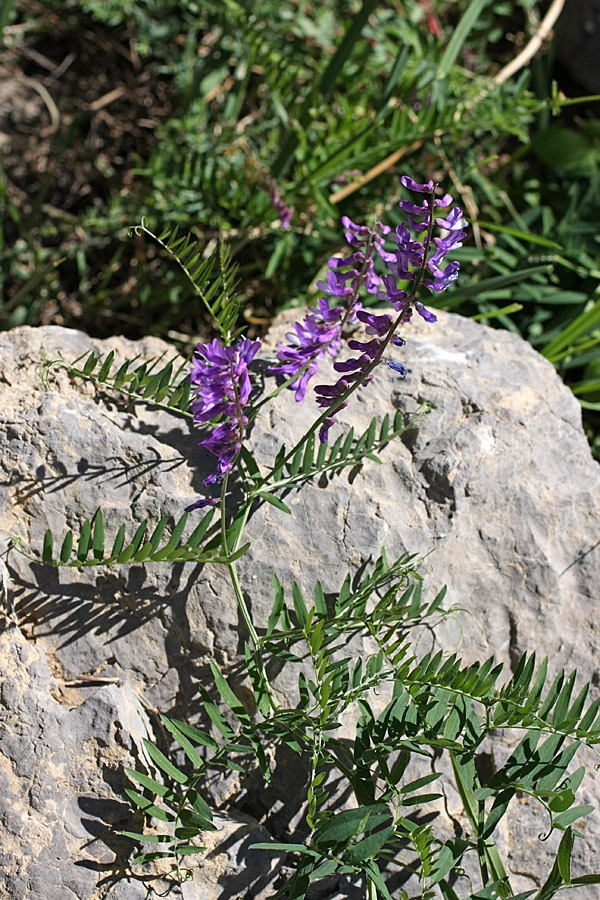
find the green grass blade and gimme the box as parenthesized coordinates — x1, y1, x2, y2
(542, 297, 600, 361)
(271, 0, 377, 178)
(437, 0, 490, 81)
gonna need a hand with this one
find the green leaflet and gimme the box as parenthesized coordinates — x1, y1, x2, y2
(262, 408, 425, 495)
(134, 222, 243, 344)
(143, 740, 188, 785)
(33, 510, 219, 568)
(43, 346, 194, 417)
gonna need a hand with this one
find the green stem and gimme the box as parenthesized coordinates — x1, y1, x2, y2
(227, 558, 276, 713)
(367, 875, 378, 900)
(219, 474, 276, 711)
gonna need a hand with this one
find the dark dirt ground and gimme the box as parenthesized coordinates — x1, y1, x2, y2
(1, 0, 181, 338)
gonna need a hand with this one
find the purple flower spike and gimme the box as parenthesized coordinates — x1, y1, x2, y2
(313, 174, 468, 439)
(275, 174, 468, 443)
(262, 175, 293, 229)
(270, 218, 391, 398)
(268, 299, 346, 402)
(189, 336, 260, 487)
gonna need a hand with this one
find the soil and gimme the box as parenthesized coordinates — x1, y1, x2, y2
(1, 0, 177, 337)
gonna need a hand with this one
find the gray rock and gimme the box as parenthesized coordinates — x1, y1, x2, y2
(0, 314, 599, 897)
(0, 624, 156, 900)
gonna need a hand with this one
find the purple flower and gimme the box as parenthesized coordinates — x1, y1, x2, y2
(341, 216, 395, 269)
(423, 262, 459, 294)
(414, 301, 437, 323)
(399, 175, 452, 208)
(387, 175, 468, 302)
(185, 497, 220, 512)
(387, 360, 407, 376)
(268, 298, 346, 402)
(313, 310, 392, 441)
(356, 308, 393, 336)
(313, 175, 468, 440)
(400, 175, 435, 194)
(269, 218, 390, 399)
(189, 337, 260, 486)
(262, 176, 293, 228)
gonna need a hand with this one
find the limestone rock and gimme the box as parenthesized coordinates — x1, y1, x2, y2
(1, 314, 599, 896)
(0, 624, 156, 900)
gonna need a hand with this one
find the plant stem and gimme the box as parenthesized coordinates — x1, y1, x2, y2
(367, 874, 378, 900)
(219, 473, 276, 711)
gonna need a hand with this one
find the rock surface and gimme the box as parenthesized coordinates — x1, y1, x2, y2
(1, 315, 599, 898)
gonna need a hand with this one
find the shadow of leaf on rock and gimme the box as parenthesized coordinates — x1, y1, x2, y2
(76, 792, 160, 895)
(203, 821, 283, 900)
(76, 774, 190, 897)
(10, 558, 202, 649)
(13, 451, 188, 503)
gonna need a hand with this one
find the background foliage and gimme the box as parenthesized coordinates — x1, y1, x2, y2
(2, 0, 600, 458)
(5, 2, 600, 894)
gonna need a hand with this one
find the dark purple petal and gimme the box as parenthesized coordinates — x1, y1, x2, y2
(347, 338, 380, 357)
(415, 301, 437, 322)
(387, 360, 407, 376)
(333, 357, 363, 372)
(185, 497, 221, 512)
(319, 417, 336, 443)
(400, 175, 435, 193)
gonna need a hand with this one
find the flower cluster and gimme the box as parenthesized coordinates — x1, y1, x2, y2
(290, 175, 467, 441)
(268, 298, 346, 403)
(186, 175, 467, 502)
(388, 175, 466, 300)
(262, 176, 293, 229)
(186, 337, 260, 510)
(268, 217, 391, 402)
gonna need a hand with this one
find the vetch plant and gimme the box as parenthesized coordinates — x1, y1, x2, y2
(28, 177, 600, 899)
(269, 177, 467, 443)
